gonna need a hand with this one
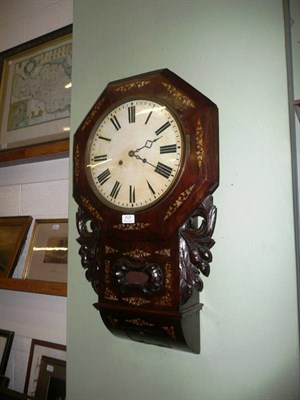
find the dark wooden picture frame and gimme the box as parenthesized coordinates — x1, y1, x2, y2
(35, 356, 66, 400)
(24, 339, 66, 398)
(0, 329, 14, 375)
(0, 216, 32, 278)
(0, 24, 72, 167)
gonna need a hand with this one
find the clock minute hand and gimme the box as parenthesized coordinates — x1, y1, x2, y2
(134, 136, 162, 153)
(128, 136, 162, 165)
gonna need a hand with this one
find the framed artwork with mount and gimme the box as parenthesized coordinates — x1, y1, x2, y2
(0, 24, 72, 166)
(73, 69, 219, 353)
(23, 219, 68, 283)
(0, 217, 67, 297)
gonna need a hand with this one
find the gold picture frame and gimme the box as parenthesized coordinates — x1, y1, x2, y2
(0, 216, 32, 278)
(0, 25, 72, 155)
(23, 219, 68, 283)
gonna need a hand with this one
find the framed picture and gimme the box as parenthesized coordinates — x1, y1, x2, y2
(24, 339, 66, 398)
(35, 356, 66, 400)
(0, 216, 32, 278)
(0, 25, 72, 152)
(0, 329, 14, 375)
(23, 219, 68, 283)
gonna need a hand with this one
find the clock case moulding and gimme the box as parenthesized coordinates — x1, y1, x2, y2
(73, 68, 219, 354)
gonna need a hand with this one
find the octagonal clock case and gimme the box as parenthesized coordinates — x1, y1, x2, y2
(73, 69, 219, 353)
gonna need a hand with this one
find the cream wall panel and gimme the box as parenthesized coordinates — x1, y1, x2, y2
(0, 290, 67, 342)
(0, 0, 59, 22)
(0, 0, 72, 51)
(0, 185, 20, 215)
(0, 17, 25, 51)
(0, 159, 69, 186)
(20, 180, 69, 216)
(26, 0, 73, 41)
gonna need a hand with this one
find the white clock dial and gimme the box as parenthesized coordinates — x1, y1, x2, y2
(86, 99, 184, 212)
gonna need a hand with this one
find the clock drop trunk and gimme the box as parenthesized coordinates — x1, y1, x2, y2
(76, 193, 216, 354)
(94, 234, 202, 354)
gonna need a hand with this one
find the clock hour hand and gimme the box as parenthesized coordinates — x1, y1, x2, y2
(128, 152, 156, 168)
(129, 153, 173, 179)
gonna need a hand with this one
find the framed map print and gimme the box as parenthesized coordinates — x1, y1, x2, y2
(0, 25, 72, 151)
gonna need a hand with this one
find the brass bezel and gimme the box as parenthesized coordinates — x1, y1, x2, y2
(85, 96, 186, 213)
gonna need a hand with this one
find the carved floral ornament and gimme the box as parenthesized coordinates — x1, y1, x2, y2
(179, 195, 217, 303)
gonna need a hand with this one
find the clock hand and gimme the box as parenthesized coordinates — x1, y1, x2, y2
(130, 154, 173, 179)
(128, 136, 162, 159)
(129, 153, 156, 168)
(134, 136, 162, 153)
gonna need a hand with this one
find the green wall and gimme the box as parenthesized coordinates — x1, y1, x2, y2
(67, 1, 300, 399)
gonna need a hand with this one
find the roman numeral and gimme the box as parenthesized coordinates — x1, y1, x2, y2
(147, 180, 156, 195)
(110, 115, 121, 130)
(155, 162, 173, 179)
(155, 121, 171, 136)
(97, 135, 111, 142)
(129, 185, 135, 203)
(160, 144, 177, 154)
(145, 111, 153, 125)
(97, 168, 111, 185)
(110, 181, 121, 199)
(128, 105, 135, 123)
(93, 154, 107, 162)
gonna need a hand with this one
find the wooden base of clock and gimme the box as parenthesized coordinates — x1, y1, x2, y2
(95, 296, 202, 353)
(76, 195, 216, 354)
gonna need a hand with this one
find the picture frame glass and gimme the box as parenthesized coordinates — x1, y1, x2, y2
(0, 216, 32, 278)
(23, 219, 68, 283)
(0, 30, 72, 150)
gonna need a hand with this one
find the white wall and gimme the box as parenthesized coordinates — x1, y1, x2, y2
(0, 0, 72, 51)
(0, 0, 72, 392)
(67, 1, 300, 399)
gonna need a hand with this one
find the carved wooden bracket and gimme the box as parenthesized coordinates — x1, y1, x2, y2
(179, 195, 217, 304)
(76, 207, 100, 294)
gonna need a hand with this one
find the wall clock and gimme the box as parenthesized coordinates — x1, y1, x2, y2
(73, 69, 219, 353)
